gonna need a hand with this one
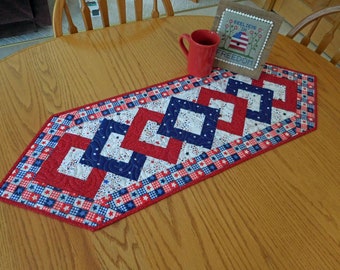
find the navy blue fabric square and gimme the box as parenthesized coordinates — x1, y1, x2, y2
(226, 79, 274, 124)
(158, 97, 220, 149)
(76, 208, 88, 218)
(14, 186, 25, 196)
(125, 201, 136, 210)
(44, 198, 56, 207)
(80, 119, 147, 180)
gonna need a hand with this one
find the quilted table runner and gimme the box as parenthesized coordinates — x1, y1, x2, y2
(0, 64, 317, 231)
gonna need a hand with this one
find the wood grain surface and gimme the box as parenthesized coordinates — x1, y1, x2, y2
(0, 16, 339, 270)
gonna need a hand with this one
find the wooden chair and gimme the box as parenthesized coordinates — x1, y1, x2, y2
(53, 0, 174, 37)
(286, 5, 340, 66)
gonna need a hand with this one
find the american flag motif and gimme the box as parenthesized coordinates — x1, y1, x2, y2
(229, 31, 249, 52)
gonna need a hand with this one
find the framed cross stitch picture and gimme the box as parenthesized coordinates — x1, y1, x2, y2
(212, 1, 283, 79)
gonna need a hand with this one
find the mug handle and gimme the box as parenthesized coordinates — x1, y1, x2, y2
(179, 34, 191, 58)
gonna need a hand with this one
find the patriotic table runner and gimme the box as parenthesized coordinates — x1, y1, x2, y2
(0, 64, 317, 231)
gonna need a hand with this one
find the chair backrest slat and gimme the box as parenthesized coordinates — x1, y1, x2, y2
(117, 0, 127, 24)
(134, 0, 143, 21)
(64, 1, 78, 35)
(315, 19, 340, 54)
(300, 18, 321, 46)
(161, 0, 174, 16)
(152, 0, 160, 18)
(98, 0, 110, 27)
(80, 0, 93, 31)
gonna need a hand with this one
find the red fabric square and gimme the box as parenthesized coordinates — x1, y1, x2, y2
(121, 108, 183, 164)
(197, 87, 248, 136)
(35, 133, 106, 198)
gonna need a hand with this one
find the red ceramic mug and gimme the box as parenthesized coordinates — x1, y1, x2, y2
(179, 29, 220, 77)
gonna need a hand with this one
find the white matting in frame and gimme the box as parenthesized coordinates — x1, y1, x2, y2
(212, 1, 283, 79)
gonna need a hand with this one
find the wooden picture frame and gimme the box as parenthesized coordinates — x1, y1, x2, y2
(212, 1, 283, 79)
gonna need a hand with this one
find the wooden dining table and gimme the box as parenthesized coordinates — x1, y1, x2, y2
(0, 15, 339, 270)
